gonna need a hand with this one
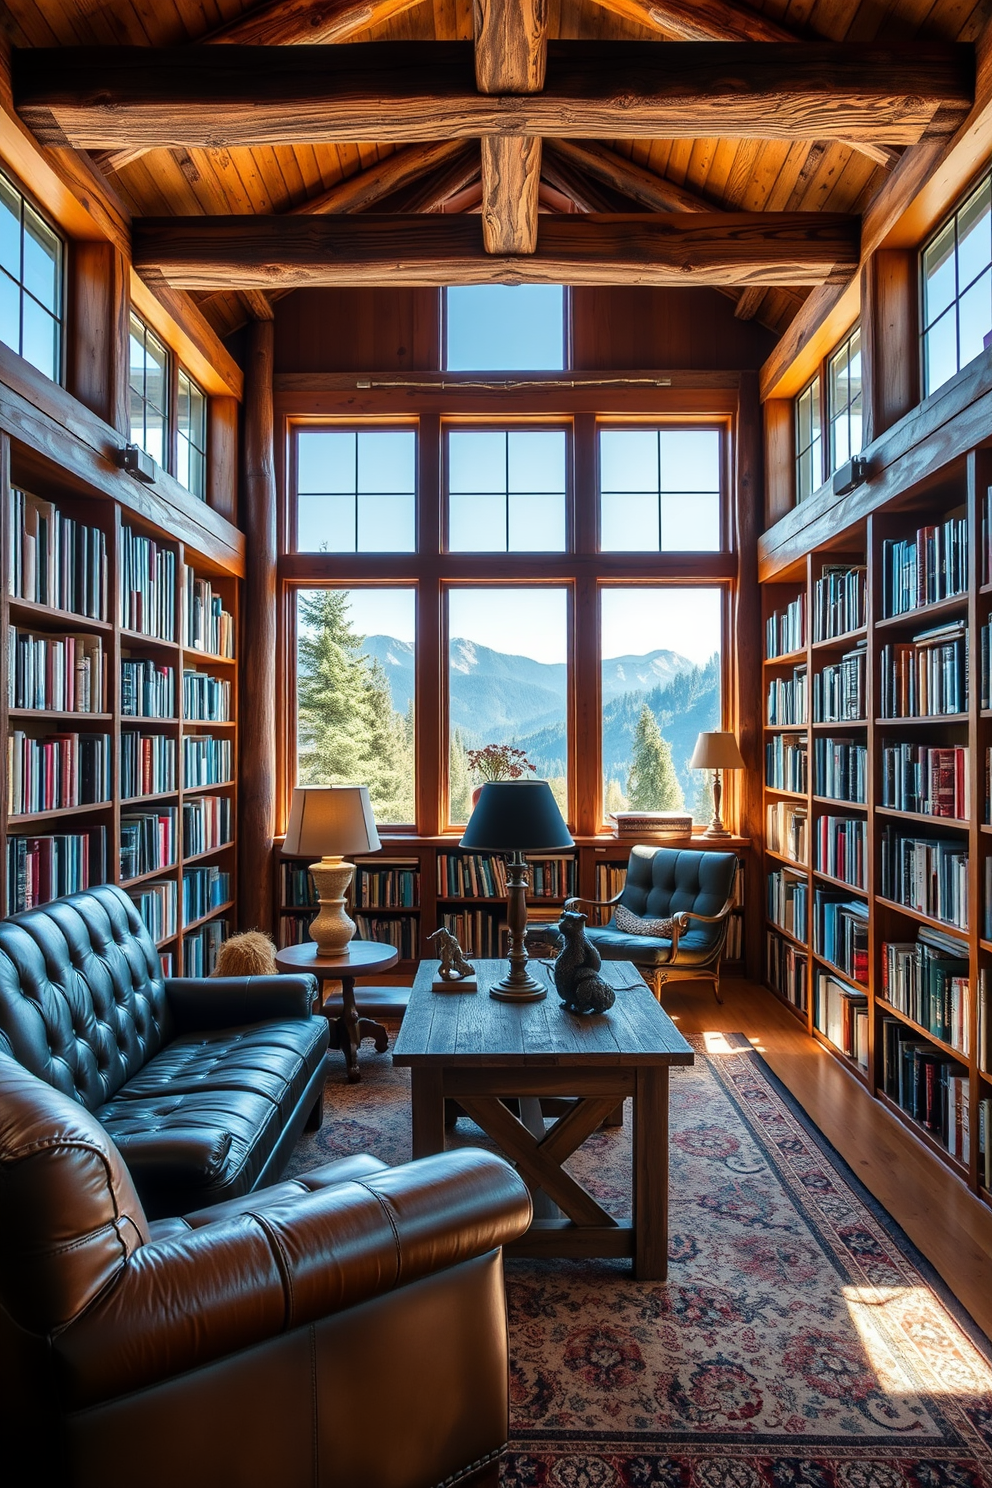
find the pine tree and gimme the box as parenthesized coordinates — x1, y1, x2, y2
(626, 704, 685, 811)
(296, 590, 369, 786)
(603, 778, 629, 818)
(448, 727, 472, 823)
(362, 657, 415, 822)
(692, 767, 716, 828)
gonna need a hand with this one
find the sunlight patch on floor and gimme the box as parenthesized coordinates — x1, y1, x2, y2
(701, 1031, 738, 1055)
(843, 1285, 992, 1396)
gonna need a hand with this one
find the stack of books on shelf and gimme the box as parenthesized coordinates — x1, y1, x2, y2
(356, 861, 420, 908)
(119, 810, 177, 881)
(882, 1019, 970, 1161)
(814, 642, 867, 722)
(8, 731, 111, 813)
(814, 737, 866, 803)
(813, 564, 867, 640)
(437, 852, 508, 897)
(815, 815, 866, 888)
(8, 488, 108, 619)
(183, 670, 232, 722)
(6, 828, 108, 914)
(128, 881, 178, 945)
(282, 861, 317, 907)
(182, 795, 232, 856)
(8, 628, 105, 713)
(182, 736, 233, 788)
(765, 735, 807, 792)
(766, 930, 808, 1011)
(182, 865, 231, 925)
(766, 800, 808, 864)
(119, 524, 176, 640)
(121, 658, 174, 718)
(981, 617, 992, 708)
(183, 921, 226, 976)
(608, 811, 692, 843)
(880, 622, 968, 717)
(814, 889, 868, 983)
(881, 509, 968, 617)
(354, 915, 417, 957)
(765, 594, 806, 658)
(767, 868, 808, 940)
(881, 743, 968, 818)
(184, 571, 235, 657)
(880, 826, 968, 929)
(766, 665, 807, 725)
(120, 732, 176, 798)
(280, 913, 316, 947)
(814, 971, 869, 1067)
(882, 928, 969, 1053)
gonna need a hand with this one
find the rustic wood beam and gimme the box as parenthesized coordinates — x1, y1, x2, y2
(132, 210, 860, 290)
(208, 0, 423, 44)
(480, 136, 542, 252)
(546, 138, 720, 214)
(474, 0, 546, 93)
(384, 144, 480, 213)
(16, 43, 972, 150)
(474, 0, 546, 254)
(298, 139, 468, 214)
(540, 148, 628, 213)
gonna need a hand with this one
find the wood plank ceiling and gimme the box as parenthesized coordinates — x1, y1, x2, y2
(4, 0, 990, 342)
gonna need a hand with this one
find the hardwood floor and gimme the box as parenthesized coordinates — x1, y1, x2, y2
(665, 975, 992, 1341)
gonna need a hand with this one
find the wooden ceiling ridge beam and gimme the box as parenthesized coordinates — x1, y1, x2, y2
(131, 210, 861, 291)
(15, 44, 973, 151)
(583, 0, 900, 170)
(475, 0, 546, 255)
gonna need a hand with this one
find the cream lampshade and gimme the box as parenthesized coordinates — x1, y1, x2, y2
(689, 731, 746, 839)
(282, 786, 381, 955)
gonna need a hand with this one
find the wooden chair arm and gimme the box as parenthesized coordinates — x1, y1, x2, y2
(563, 891, 624, 913)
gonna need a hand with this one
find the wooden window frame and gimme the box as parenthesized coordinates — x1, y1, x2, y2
(826, 324, 864, 475)
(920, 167, 992, 399)
(130, 308, 211, 492)
(0, 163, 65, 387)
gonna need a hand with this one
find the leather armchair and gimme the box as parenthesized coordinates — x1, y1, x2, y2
(0, 1052, 532, 1488)
(566, 845, 739, 1002)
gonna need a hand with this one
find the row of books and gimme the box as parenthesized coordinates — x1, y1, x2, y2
(182, 735, 234, 788)
(881, 511, 968, 618)
(183, 669, 232, 722)
(8, 627, 106, 714)
(120, 525, 176, 641)
(282, 863, 318, 909)
(980, 1100, 992, 1191)
(129, 880, 178, 945)
(765, 735, 807, 793)
(8, 730, 111, 815)
(814, 642, 867, 723)
(882, 928, 970, 1054)
(814, 890, 868, 985)
(121, 731, 176, 799)
(981, 618, 992, 710)
(279, 911, 316, 947)
(183, 795, 232, 858)
(183, 920, 227, 976)
(440, 910, 509, 958)
(184, 571, 235, 658)
(766, 930, 808, 1011)
(436, 853, 576, 900)
(767, 868, 808, 941)
(356, 863, 419, 909)
(8, 488, 108, 620)
(724, 915, 743, 960)
(882, 1019, 970, 1161)
(879, 622, 968, 718)
(815, 972, 869, 1069)
(815, 814, 866, 889)
(766, 593, 806, 659)
(354, 914, 418, 958)
(879, 827, 968, 930)
(6, 827, 108, 914)
(815, 736, 867, 804)
(766, 666, 807, 726)
(183, 865, 232, 926)
(120, 810, 177, 882)
(767, 801, 808, 864)
(121, 659, 174, 719)
(982, 485, 992, 587)
(813, 564, 866, 641)
(881, 743, 967, 819)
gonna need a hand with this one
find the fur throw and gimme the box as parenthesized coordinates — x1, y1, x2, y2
(211, 931, 278, 977)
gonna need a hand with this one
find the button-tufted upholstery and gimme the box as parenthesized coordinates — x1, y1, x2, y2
(0, 885, 330, 1218)
(0, 1051, 532, 1488)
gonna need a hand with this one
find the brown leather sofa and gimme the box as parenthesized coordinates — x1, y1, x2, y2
(0, 884, 330, 1218)
(0, 1053, 533, 1488)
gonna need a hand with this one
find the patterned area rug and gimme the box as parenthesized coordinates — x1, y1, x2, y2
(289, 1031, 992, 1488)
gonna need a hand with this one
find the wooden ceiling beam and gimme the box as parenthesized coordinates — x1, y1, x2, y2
(131, 210, 860, 290)
(16, 43, 972, 151)
(475, 0, 546, 255)
(297, 139, 468, 214)
(546, 138, 721, 214)
(207, 0, 423, 45)
(372, 143, 480, 213)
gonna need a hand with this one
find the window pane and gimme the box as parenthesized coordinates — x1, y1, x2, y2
(957, 177, 991, 291)
(0, 179, 19, 280)
(176, 432, 191, 492)
(601, 492, 660, 551)
(448, 491, 506, 551)
(129, 324, 145, 393)
(129, 386, 145, 448)
(832, 413, 851, 469)
(357, 492, 416, 552)
(660, 429, 720, 493)
(600, 429, 657, 491)
(20, 298, 55, 380)
(0, 271, 19, 354)
(298, 430, 355, 494)
(144, 409, 167, 468)
(22, 206, 60, 314)
(144, 335, 168, 416)
(958, 266, 992, 368)
(923, 219, 957, 326)
(924, 308, 958, 396)
(507, 430, 566, 493)
(448, 430, 506, 493)
(601, 587, 722, 825)
(445, 284, 565, 371)
(296, 587, 416, 825)
(298, 492, 356, 551)
(660, 492, 720, 551)
(448, 588, 567, 824)
(508, 492, 566, 551)
(357, 430, 415, 493)
(446, 427, 566, 552)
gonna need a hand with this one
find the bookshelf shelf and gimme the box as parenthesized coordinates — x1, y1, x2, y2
(810, 627, 867, 651)
(182, 844, 234, 866)
(875, 998, 969, 1063)
(811, 950, 867, 989)
(764, 785, 806, 800)
(874, 594, 968, 631)
(7, 801, 113, 827)
(811, 1028, 870, 1085)
(876, 1089, 970, 1173)
(764, 648, 806, 666)
(8, 597, 113, 632)
(811, 719, 867, 730)
(120, 630, 180, 654)
(121, 863, 179, 889)
(813, 868, 867, 894)
(182, 901, 235, 935)
(8, 709, 113, 722)
(813, 795, 867, 809)
(874, 894, 968, 936)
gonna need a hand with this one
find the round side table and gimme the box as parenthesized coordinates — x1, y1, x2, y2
(275, 940, 400, 1083)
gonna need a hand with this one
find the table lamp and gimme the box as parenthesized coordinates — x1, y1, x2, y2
(689, 731, 745, 839)
(282, 785, 381, 954)
(460, 779, 574, 1002)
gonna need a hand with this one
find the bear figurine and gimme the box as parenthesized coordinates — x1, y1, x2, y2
(552, 909, 616, 1016)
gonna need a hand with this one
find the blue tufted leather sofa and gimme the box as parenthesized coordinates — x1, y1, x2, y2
(0, 883, 329, 1219)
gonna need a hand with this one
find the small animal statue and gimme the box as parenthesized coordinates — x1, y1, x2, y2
(211, 930, 278, 977)
(552, 910, 616, 1015)
(427, 926, 475, 981)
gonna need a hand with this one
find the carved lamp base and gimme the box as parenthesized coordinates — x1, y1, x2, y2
(308, 855, 357, 955)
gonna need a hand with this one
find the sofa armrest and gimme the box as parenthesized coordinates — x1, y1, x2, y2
(164, 974, 318, 1031)
(54, 1149, 531, 1410)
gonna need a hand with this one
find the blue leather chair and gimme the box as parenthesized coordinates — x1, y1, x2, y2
(565, 845, 739, 1003)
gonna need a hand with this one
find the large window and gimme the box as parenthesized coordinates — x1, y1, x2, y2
(446, 427, 567, 552)
(599, 427, 722, 551)
(296, 427, 416, 552)
(0, 168, 63, 384)
(444, 285, 566, 371)
(177, 369, 208, 500)
(922, 172, 992, 397)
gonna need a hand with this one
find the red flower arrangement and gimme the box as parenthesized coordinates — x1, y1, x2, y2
(466, 744, 538, 782)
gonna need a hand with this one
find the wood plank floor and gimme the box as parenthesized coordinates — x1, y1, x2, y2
(666, 975, 992, 1341)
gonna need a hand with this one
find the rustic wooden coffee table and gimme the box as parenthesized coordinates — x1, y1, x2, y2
(392, 958, 693, 1280)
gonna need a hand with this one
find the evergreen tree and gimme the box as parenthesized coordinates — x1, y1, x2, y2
(361, 657, 415, 822)
(603, 778, 628, 818)
(626, 705, 685, 811)
(296, 590, 369, 785)
(449, 727, 472, 823)
(692, 767, 716, 828)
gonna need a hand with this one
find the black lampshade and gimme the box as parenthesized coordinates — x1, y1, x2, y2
(460, 780, 574, 852)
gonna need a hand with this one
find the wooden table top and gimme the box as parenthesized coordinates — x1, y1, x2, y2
(392, 959, 694, 1067)
(274, 940, 400, 976)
